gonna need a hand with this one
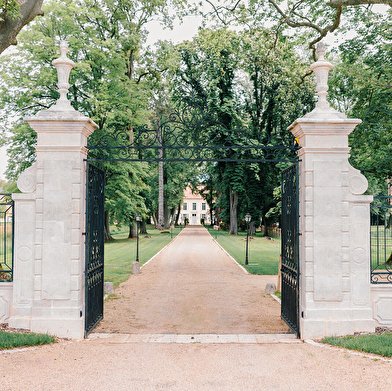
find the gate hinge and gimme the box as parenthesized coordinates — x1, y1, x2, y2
(82, 232, 86, 236)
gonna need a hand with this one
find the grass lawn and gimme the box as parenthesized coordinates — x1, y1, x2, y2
(105, 224, 182, 287)
(208, 228, 281, 275)
(323, 332, 392, 358)
(0, 331, 55, 350)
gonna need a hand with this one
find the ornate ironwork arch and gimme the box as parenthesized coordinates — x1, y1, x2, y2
(86, 97, 300, 163)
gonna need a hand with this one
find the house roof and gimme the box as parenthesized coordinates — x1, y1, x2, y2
(183, 185, 205, 200)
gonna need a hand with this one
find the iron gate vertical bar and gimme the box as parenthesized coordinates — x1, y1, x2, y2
(85, 163, 105, 337)
(281, 163, 300, 337)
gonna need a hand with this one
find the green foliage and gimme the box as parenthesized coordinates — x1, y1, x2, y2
(266, 185, 282, 222)
(0, 331, 56, 350)
(0, 0, 191, 227)
(103, 161, 150, 226)
(328, 8, 392, 190)
(3, 122, 36, 182)
(0, 0, 20, 20)
(171, 27, 314, 232)
(323, 332, 392, 358)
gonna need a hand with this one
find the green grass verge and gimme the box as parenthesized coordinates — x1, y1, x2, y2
(105, 225, 182, 288)
(207, 228, 281, 275)
(322, 333, 392, 358)
(0, 331, 56, 350)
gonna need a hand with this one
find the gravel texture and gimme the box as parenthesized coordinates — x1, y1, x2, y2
(96, 226, 289, 335)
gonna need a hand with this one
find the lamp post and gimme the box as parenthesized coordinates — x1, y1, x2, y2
(245, 213, 251, 266)
(136, 212, 141, 263)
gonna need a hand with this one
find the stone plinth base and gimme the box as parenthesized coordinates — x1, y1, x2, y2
(0, 283, 13, 324)
(371, 285, 392, 327)
(132, 262, 141, 275)
(301, 318, 375, 339)
(9, 315, 84, 338)
(31, 318, 84, 339)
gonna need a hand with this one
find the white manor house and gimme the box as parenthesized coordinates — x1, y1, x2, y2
(179, 186, 212, 225)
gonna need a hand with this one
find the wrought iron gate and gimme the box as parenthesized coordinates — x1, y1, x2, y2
(370, 196, 392, 284)
(281, 164, 300, 337)
(0, 194, 14, 282)
(85, 163, 105, 337)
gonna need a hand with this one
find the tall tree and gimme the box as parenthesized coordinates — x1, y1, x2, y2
(0, 0, 182, 238)
(171, 27, 314, 234)
(204, 0, 391, 57)
(328, 8, 392, 187)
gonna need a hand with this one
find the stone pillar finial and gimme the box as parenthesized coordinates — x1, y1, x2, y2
(48, 40, 76, 112)
(310, 41, 333, 110)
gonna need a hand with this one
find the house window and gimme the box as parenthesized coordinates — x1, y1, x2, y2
(201, 214, 206, 219)
(183, 214, 188, 219)
(183, 203, 187, 211)
(192, 203, 197, 210)
(202, 203, 206, 211)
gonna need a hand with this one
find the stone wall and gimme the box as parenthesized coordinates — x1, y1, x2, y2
(371, 286, 392, 327)
(0, 283, 13, 323)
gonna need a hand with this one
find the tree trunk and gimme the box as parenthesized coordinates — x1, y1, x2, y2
(157, 122, 164, 230)
(175, 200, 181, 225)
(104, 211, 114, 241)
(140, 219, 147, 234)
(249, 221, 256, 236)
(128, 223, 137, 239)
(163, 201, 170, 229)
(0, 0, 44, 55)
(152, 211, 158, 229)
(229, 188, 238, 235)
(262, 215, 268, 236)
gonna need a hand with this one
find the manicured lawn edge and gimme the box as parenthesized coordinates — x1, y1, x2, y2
(208, 231, 248, 275)
(321, 331, 392, 358)
(207, 227, 281, 275)
(0, 330, 56, 351)
(105, 225, 184, 288)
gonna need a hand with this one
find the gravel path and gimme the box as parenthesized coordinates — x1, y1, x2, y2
(96, 226, 289, 334)
(1, 338, 391, 390)
(2, 226, 391, 390)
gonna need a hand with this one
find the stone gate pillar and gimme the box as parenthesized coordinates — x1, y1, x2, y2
(288, 43, 375, 339)
(9, 42, 98, 338)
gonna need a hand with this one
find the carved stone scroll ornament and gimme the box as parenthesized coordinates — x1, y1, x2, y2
(17, 162, 37, 193)
(348, 165, 368, 195)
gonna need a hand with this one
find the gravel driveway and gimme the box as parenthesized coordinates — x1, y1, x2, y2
(96, 226, 289, 334)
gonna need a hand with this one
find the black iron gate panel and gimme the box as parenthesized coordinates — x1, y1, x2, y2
(85, 163, 105, 337)
(0, 194, 14, 282)
(370, 196, 392, 283)
(281, 164, 300, 337)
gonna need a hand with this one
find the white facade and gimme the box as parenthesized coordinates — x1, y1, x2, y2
(179, 186, 211, 225)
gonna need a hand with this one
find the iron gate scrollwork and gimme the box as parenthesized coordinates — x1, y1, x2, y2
(85, 163, 105, 337)
(87, 96, 300, 164)
(281, 164, 300, 337)
(0, 194, 14, 282)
